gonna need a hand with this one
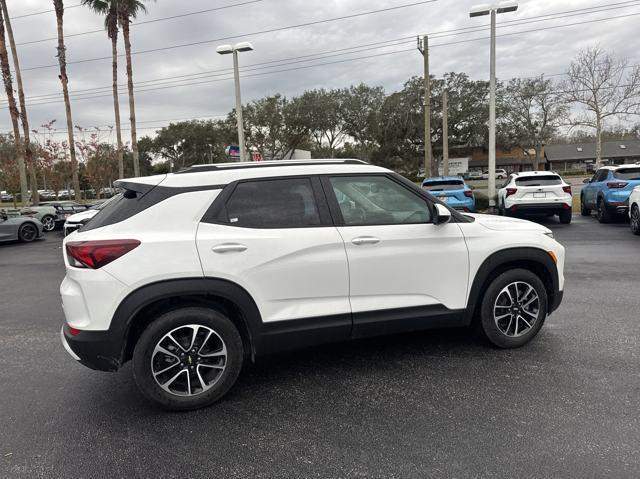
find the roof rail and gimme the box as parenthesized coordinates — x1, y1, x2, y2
(175, 159, 368, 174)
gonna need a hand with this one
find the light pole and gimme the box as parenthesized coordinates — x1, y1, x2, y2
(217, 42, 254, 162)
(470, 1, 518, 211)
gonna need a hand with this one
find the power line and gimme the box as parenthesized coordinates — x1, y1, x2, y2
(8, 3, 82, 20)
(14, 1, 640, 103)
(15, 0, 265, 46)
(21, 0, 439, 71)
(14, 9, 640, 108)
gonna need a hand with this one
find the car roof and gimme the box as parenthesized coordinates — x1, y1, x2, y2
(513, 170, 561, 177)
(116, 159, 390, 189)
(422, 176, 465, 182)
(602, 163, 640, 170)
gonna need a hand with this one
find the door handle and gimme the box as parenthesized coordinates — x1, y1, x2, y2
(351, 236, 380, 245)
(211, 243, 248, 254)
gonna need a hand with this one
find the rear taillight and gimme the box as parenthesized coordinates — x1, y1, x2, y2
(563, 185, 572, 194)
(506, 188, 517, 197)
(464, 190, 474, 198)
(66, 239, 140, 269)
(607, 181, 628, 188)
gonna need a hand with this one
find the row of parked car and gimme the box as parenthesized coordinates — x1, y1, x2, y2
(0, 200, 106, 244)
(421, 163, 640, 234)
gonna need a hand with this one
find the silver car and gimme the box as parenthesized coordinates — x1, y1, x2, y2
(0, 211, 44, 243)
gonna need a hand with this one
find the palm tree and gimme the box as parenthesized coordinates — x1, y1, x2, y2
(1, 0, 38, 205)
(0, 5, 28, 206)
(53, 0, 80, 201)
(119, 0, 150, 178)
(81, 0, 124, 179)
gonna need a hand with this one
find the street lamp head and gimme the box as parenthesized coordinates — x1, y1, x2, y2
(216, 44, 234, 55)
(497, 0, 518, 14)
(234, 41, 254, 52)
(469, 3, 491, 17)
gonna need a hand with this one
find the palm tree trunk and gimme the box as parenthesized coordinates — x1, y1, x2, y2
(111, 34, 124, 179)
(121, 18, 139, 177)
(53, 0, 80, 201)
(1, 0, 38, 205)
(0, 7, 28, 206)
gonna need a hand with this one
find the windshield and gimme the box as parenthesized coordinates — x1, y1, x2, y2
(613, 168, 640, 180)
(422, 180, 464, 191)
(515, 175, 561, 186)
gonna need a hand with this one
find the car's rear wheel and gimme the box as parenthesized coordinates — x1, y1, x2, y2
(133, 307, 243, 410)
(18, 222, 38, 242)
(478, 268, 548, 348)
(596, 198, 612, 224)
(631, 205, 640, 235)
(558, 209, 572, 224)
(41, 215, 56, 232)
(580, 196, 591, 216)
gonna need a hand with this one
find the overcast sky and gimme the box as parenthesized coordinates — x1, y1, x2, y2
(2, 0, 639, 144)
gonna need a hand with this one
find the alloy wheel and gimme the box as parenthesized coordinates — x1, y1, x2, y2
(20, 224, 37, 241)
(151, 324, 227, 397)
(41, 216, 55, 232)
(632, 206, 640, 234)
(493, 281, 540, 337)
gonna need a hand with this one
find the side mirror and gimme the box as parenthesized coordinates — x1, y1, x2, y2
(434, 203, 451, 225)
(582, 178, 589, 184)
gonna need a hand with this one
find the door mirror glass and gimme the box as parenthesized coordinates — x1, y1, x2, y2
(434, 203, 451, 225)
(582, 178, 589, 184)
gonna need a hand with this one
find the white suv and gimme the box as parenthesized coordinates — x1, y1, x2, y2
(60, 160, 565, 410)
(498, 171, 573, 224)
(630, 185, 640, 235)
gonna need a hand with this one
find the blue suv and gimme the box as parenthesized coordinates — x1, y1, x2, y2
(422, 176, 475, 212)
(581, 165, 640, 223)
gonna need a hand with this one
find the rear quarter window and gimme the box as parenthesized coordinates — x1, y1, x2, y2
(515, 175, 561, 186)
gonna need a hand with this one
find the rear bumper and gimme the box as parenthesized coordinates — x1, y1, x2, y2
(508, 202, 571, 214)
(60, 324, 123, 372)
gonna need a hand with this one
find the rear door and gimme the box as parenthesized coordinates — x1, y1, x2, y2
(585, 169, 608, 207)
(196, 176, 351, 328)
(323, 174, 469, 335)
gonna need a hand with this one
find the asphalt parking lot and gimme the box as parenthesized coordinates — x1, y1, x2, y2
(1, 215, 639, 478)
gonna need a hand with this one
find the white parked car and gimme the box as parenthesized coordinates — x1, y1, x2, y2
(482, 169, 508, 180)
(498, 171, 573, 224)
(60, 159, 565, 410)
(629, 185, 640, 235)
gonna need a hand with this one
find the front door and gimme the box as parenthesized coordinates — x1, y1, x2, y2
(323, 174, 469, 335)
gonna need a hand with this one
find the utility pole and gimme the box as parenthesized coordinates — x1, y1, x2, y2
(488, 8, 497, 210)
(417, 35, 432, 178)
(442, 89, 449, 176)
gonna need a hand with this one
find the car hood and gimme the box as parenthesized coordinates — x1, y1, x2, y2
(465, 213, 552, 234)
(66, 209, 98, 223)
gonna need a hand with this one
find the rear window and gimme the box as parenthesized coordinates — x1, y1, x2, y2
(613, 168, 640, 180)
(515, 175, 561, 186)
(422, 180, 464, 191)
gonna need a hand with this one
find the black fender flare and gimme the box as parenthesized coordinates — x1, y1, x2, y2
(109, 277, 263, 362)
(464, 247, 560, 324)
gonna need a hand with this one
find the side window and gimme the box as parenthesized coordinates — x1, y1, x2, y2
(329, 175, 431, 226)
(223, 178, 321, 228)
(595, 170, 608, 182)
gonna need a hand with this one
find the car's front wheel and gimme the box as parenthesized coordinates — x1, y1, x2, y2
(478, 269, 548, 348)
(631, 205, 640, 235)
(41, 215, 56, 232)
(580, 196, 591, 216)
(133, 307, 244, 410)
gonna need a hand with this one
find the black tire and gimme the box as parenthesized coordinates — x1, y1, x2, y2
(41, 215, 56, 232)
(596, 198, 612, 224)
(18, 222, 38, 242)
(558, 209, 572, 224)
(630, 205, 640, 235)
(580, 196, 591, 216)
(133, 307, 243, 411)
(477, 268, 548, 349)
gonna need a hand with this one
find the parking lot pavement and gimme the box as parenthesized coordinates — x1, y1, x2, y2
(1, 217, 639, 478)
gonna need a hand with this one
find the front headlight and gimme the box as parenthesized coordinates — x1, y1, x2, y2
(544, 232, 554, 239)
